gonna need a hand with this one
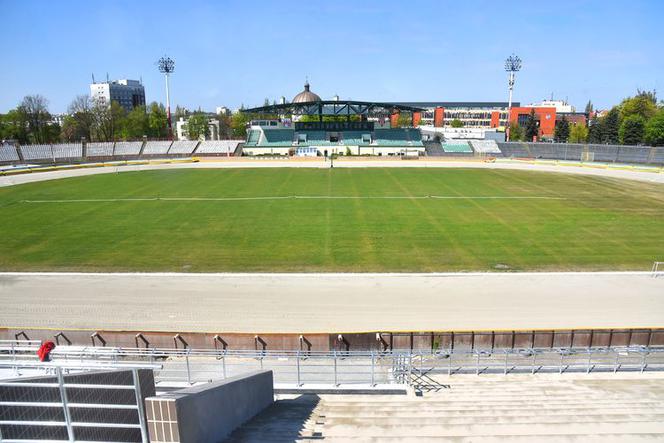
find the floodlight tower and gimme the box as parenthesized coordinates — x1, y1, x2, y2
(157, 56, 176, 139)
(504, 54, 522, 141)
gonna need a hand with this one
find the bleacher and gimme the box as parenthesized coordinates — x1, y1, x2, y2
(341, 131, 371, 146)
(405, 128, 423, 145)
(373, 129, 410, 146)
(441, 141, 472, 153)
(19, 144, 52, 160)
(0, 144, 20, 162)
(262, 129, 294, 146)
(168, 140, 199, 155)
(142, 141, 172, 155)
(616, 146, 652, 164)
(86, 142, 115, 157)
(587, 144, 619, 162)
(52, 143, 82, 159)
(470, 140, 501, 154)
(113, 141, 142, 156)
(298, 131, 330, 145)
(245, 130, 261, 146)
(653, 147, 664, 164)
(497, 142, 531, 158)
(195, 140, 242, 155)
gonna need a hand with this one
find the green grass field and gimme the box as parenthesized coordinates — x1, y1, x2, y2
(1, 168, 663, 272)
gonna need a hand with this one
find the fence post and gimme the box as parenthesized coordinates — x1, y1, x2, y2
(56, 367, 75, 442)
(333, 350, 338, 387)
(504, 350, 508, 375)
(132, 368, 149, 443)
(641, 352, 647, 374)
(296, 350, 301, 387)
(613, 351, 619, 374)
(531, 352, 536, 375)
(586, 349, 592, 374)
(476, 351, 480, 376)
(222, 351, 227, 379)
(448, 350, 452, 376)
(371, 351, 375, 386)
(185, 349, 192, 384)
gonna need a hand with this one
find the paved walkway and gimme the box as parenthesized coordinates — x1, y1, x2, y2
(1, 272, 662, 333)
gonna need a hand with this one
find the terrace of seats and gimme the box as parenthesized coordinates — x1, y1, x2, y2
(86, 142, 114, 157)
(168, 140, 199, 155)
(262, 129, 295, 146)
(0, 144, 20, 162)
(442, 140, 473, 153)
(19, 144, 53, 160)
(297, 131, 331, 146)
(497, 142, 532, 158)
(652, 147, 664, 164)
(373, 129, 412, 146)
(245, 130, 262, 146)
(113, 141, 142, 156)
(470, 140, 502, 154)
(51, 143, 82, 159)
(616, 146, 652, 164)
(195, 140, 242, 154)
(341, 131, 372, 146)
(142, 141, 172, 155)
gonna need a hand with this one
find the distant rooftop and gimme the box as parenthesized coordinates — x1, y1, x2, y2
(392, 102, 519, 109)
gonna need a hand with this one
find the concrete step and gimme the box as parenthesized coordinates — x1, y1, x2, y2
(318, 421, 664, 437)
(292, 434, 664, 443)
(318, 405, 664, 415)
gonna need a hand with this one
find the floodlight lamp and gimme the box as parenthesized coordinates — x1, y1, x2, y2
(504, 54, 522, 73)
(157, 56, 175, 74)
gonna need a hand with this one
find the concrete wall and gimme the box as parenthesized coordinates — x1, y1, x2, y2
(145, 370, 274, 442)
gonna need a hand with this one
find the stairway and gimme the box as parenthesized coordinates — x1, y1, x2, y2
(225, 374, 664, 442)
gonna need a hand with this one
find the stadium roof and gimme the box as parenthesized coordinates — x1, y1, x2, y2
(242, 100, 426, 117)
(393, 102, 519, 109)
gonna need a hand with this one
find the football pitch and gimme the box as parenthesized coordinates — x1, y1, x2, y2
(0, 167, 663, 272)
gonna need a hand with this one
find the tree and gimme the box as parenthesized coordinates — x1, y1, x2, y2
(507, 122, 524, 141)
(185, 113, 210, 140)
(568, 123, 588, 143)
(395, 113, 412, 128)
(644, 109, 664, 146)
(120, 105, 149, 140)
(554, 116, 570, 143)
(619, 115, 646, 145)
(18, 95, 52, 144)
(602, 107, 620, 144)
(231, 112, 251, 138)
(147, 102, 168, 139)
(63, 95, 93, 142)
(524, 109, 539, 141)
(90, 99, 126, 142)
(584, 100, 594, 115)
(450, 118, 464, 128)
(587, 115, 603, 143)
(217, 113, 233, 139)
(0, 109, 29, 143)
(620, 90, 657, 121)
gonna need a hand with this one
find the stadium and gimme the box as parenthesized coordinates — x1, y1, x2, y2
(2, 87, 664, 440)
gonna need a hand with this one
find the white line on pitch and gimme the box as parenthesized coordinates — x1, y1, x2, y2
(20, 195, 566, 203)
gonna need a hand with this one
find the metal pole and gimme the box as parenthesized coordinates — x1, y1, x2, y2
(132, 369, 149, 443)
(165, 73, 172, 139)
(222, 352, 227, 379)
(296, 350, 301, 386)
(448, 350, 452, 376)
(504, 350, 508, 375)
(641, 352, 647, 374)
(531, 352, 536, 375)
(185, 349, 191, 385)
(371, 351, 375, 386)
(57, 367, 75, 442)
(586, 350, 592, 374)
(506, 71, 514, 141)
(333, 350, 338, 386)
(476, 352, 480, 376)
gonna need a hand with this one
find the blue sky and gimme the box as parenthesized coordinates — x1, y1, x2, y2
(1, 0, 662, 113)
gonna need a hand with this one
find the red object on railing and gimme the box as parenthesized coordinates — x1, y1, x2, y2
(37, 340, 56, 362)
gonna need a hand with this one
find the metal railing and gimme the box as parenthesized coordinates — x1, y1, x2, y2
(2, 342, 663, 388)
(0, 361, 160, 443)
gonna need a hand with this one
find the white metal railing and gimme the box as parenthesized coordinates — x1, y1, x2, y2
(0, 361, 160, 443)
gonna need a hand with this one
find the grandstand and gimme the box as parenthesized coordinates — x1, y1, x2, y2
(441, 140, 473, 153)
(0, 143, 20, 162)
(141, 140, 172, 155)
(195, 140, 243, 155)
(85, 142, 115, 157)
(51, 142, 82, 159)
(19, 144, 53, 161)
(168, 140, 199, 155)
(112, 141, 142, 156)
(470, 139, 501, 154)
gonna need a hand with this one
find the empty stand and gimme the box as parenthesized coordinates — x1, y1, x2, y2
(195, 140, 243, 155)
(442, 141, 472, 153)
(52, 143, 83, 159)
(142, 140, 172, 155)
(19, 144, 53, 161)
(587, 144, 619, 162)
(652, 147, 664, 164)
(342, 131, 371, 146)
(113, 141, 143, 156)
(470, 140, 502, 154)
(616, 146, 652, 164)
(497, 142, 532, 158)
(0, 144, 20, 162)
(245, 130, 261, 146)
(373, 129, 417, 146)
(168, 140, 199, 154)
(86, 142, 115, 157)
(298, 131, 330, 145)
(263, 129, 295, 146)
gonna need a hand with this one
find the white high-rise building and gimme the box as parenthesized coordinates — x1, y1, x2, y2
(90, 79, 145, 112)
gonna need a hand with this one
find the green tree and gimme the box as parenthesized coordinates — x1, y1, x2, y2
(61, 95, 93, 142)
(507, 122, 524, 141)
(619, 115, 646, 145)
(0, 109, 29, 143)
(231, 112, 251, 138)
(90, 99, 126, 142)
(554, 116, 570, 142)
(587, 115, 603, 143)
(568, 123, 588, 143)
(524, 109, 539, 141)
(584, 100, 594, 115)
(147, 102, 168, 139)
(644, 109, 664, 146)
(217, 113, 233, 139)
(620, 90, 657, 121)
(119, 106, 149, 140)
(450, 118, 464, 128)
(185, 113, 210, 140)
(602, 108, 620, 144)
(395, 113, 412, 128)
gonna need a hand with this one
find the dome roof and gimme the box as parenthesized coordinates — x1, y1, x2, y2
(292, 81, 321, 103)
